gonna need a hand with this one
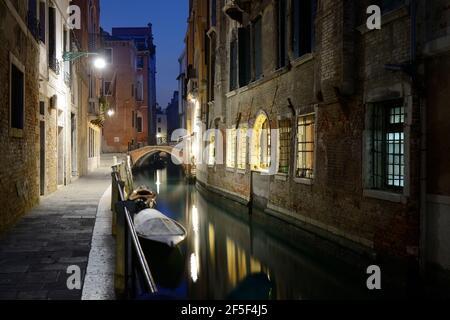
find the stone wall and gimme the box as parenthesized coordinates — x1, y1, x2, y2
(0, 1, 40, 231)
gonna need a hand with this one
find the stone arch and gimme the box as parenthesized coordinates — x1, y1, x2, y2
(129, 146, 184, 168)
(250, 110, 272, 171)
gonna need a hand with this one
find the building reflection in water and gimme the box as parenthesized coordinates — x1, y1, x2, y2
(133, 160, 375, 300)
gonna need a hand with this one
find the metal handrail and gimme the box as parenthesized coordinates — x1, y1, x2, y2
(113, 171, 158, 295)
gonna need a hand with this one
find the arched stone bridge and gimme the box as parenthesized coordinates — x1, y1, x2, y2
(128, 145, 184, 167)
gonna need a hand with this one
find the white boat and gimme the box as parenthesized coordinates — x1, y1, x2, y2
(133, 209, 187, 247)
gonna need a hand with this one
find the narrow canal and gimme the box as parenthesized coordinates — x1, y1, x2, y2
(132, 153, 385, 300)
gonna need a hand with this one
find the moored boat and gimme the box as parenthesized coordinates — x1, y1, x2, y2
(134, 209, 187, 247)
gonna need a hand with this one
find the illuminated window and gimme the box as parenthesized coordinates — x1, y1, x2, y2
(237, 126, 248, 170)
(226, 128, 236, 168)
(251, 113, 271, 170)
(296, 114, 315, 179)
(208, 131, 216, 166)
(278, 119, 292, 174)
(371, 100, 405, 191)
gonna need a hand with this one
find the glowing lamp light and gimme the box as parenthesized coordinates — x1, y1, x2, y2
(93, 57, 107, 69)
(107, 109, 115, 117)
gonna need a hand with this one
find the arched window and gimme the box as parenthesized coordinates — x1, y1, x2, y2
(251, 113, 271, 170)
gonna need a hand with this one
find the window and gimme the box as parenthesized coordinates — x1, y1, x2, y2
(137, 117, 143, 133)
(210, 0, 217, 27)
(229, 38, 238, 91)
(40, 101, 45, 116)
(131, 84, 134, 97)
(103, 81, 112, 96)
(39, 1, 46, 43)
(252, 114, 271, 170)
(208, 32, 216, 102)
(260, 119, 271, 169)
(277, 0, 288, 68)
(158, 128, 162, 133)
(137, 56, 144, 69)
(226, 128, 237, 168)
(10, 62, 25, 131)
(208, 131, 216, 166)
(292, 0, 315, 58)
(371, 100, 405, 191)
(252, 17, 263, 80)
(237, 126, 248, 170)
(136, 81, 143, 101)
(238, 26, 251, 87)
(296, 114, 315, 179)
(132, 111, 135, 127)
(104, 48, 113, 64)
(158, 117, 162, 123)
(28, 0, 39, 40)
(278, 119, 292, 174)
(48, 6, 57, 72)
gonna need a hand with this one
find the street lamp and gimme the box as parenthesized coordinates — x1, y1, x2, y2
(62, 51, 107, 70)
(107, 109, 115, 117)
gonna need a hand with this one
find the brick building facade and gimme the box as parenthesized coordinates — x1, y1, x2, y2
(182, 0, 450, 277)
(0, 0, 40, 231)
(102, 26, 157, 152)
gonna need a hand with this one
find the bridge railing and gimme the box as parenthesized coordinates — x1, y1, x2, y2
(111, 161, 158, 299)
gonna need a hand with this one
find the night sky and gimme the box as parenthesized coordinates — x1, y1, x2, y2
(100, 0, 189, 108)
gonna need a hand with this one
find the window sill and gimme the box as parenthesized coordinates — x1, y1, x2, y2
(363, 189, 407, 204)
(291, 53, 314, 68)
(275, 174, 288, 182)
(237, 169, 246, 175)
(226, 167, 235, 173)
(294, 177, 313, 185)
(10, 128, 24, 138)
(226, 90, 237, 98)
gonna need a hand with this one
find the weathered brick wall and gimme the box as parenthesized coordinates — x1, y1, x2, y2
(197, 0, 420, 259)
(0, 2, 40, 231)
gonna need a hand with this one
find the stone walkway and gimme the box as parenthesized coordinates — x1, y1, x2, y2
(0, 156, 118, 300)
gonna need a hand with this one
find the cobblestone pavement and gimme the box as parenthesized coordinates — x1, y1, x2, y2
(0, 159, 115, 300)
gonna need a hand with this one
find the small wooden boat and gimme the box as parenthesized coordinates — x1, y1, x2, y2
(129, 186, 157, 209)
(134, 209, 187, 247)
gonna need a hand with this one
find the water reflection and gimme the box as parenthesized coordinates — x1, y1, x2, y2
(133, 157, 375, 300)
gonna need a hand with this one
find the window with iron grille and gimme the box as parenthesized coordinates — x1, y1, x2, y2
(278, 119, 291, 174)
(260, 119, 271, 169)
(237, 126, 248, 170)
(226, 128, 237, 168)
(371, 100, 405, 191)
(296, 114, 315, 179)
(208, 131, 216, 166)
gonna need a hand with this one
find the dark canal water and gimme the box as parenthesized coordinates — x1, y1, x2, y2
(132, 155, 386, 300)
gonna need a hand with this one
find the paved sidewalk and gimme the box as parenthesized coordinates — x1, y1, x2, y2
(0, 156, 119, 300)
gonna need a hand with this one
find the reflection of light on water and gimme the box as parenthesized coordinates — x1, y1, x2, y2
(155, 170, 161, 194)
(192, 205, 199, 233)
(190, 204, 200, 284)
(190, 253, 198, 283)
